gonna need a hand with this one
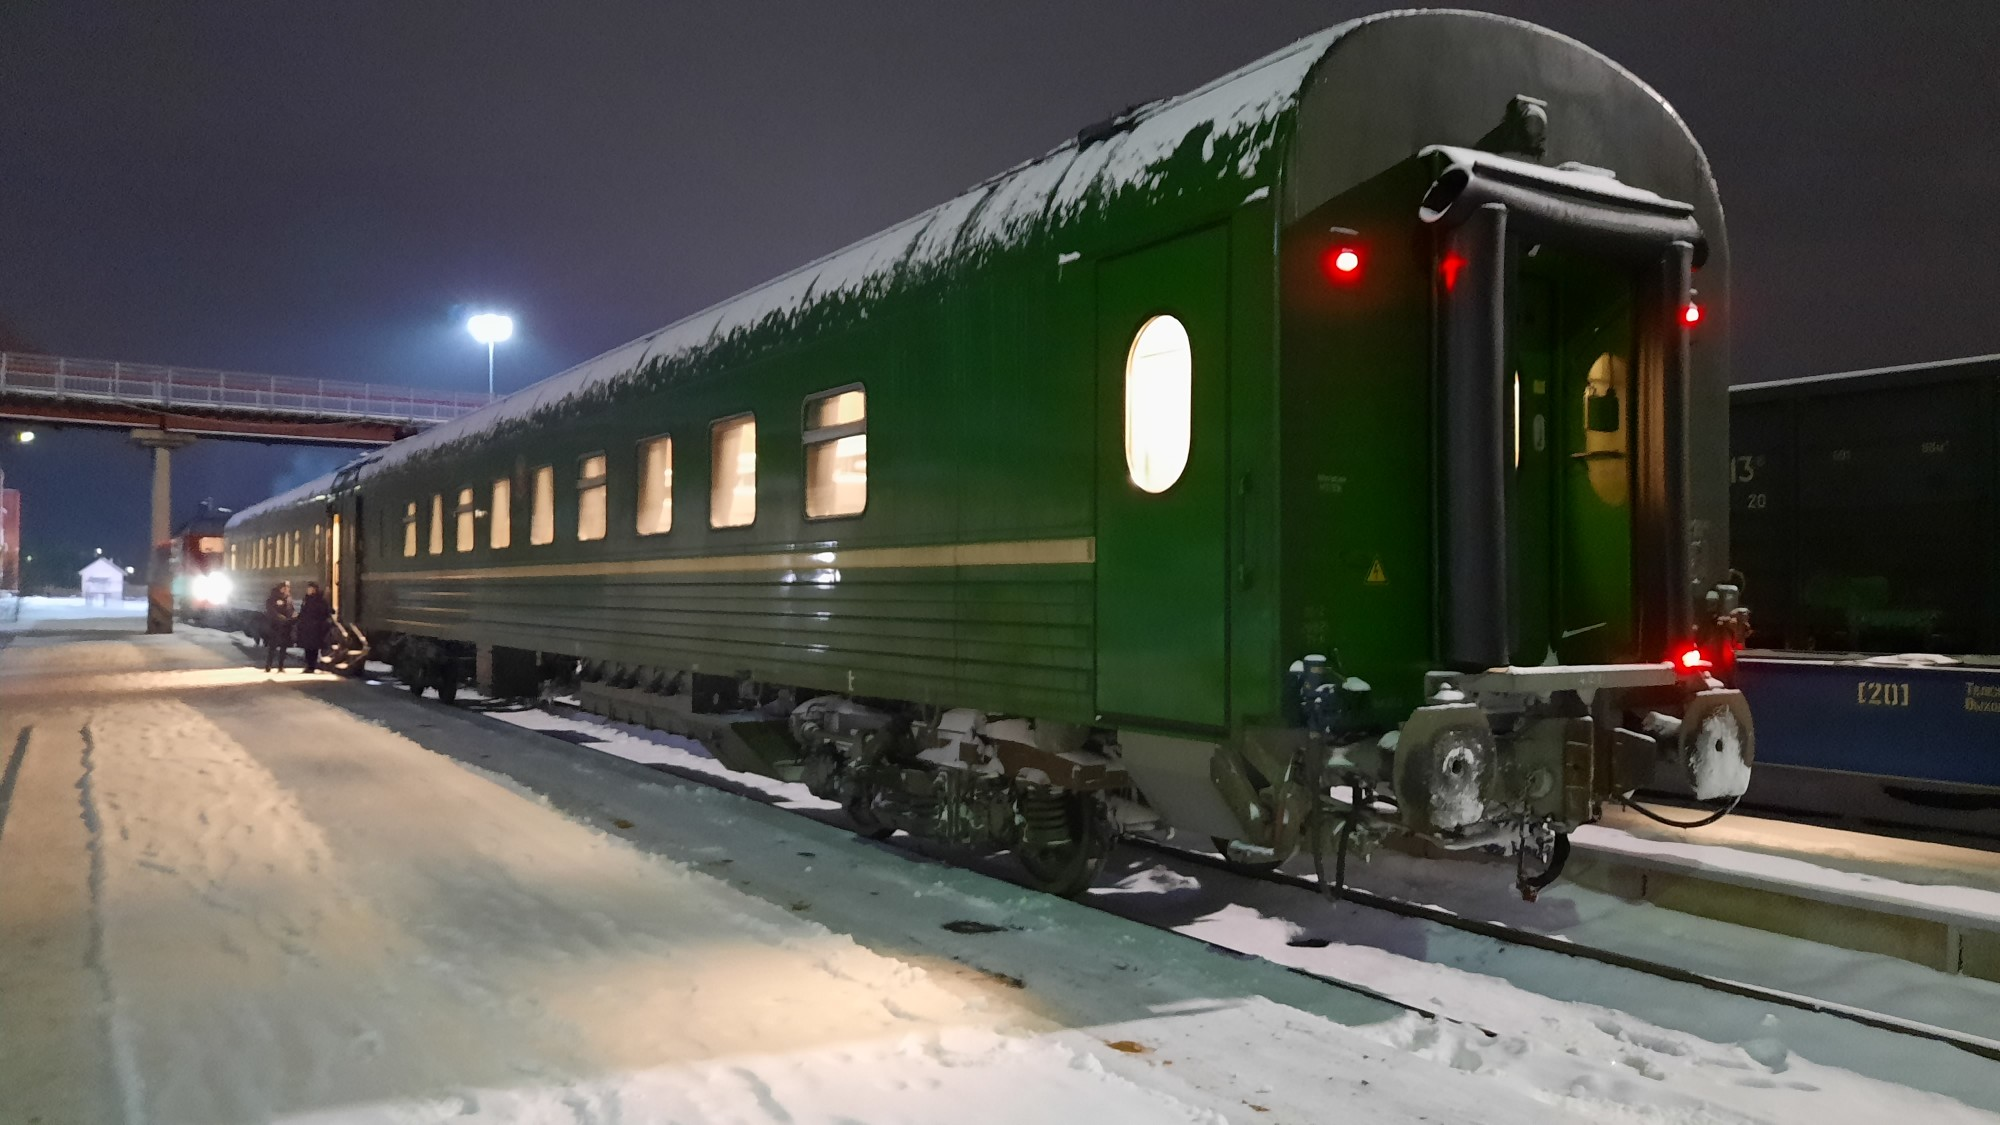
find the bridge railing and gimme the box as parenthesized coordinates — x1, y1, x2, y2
(0, 352, 492, 425)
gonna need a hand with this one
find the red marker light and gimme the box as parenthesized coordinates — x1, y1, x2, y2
(1673, 643, 1712, 672)
(1322, 245, 1363, 282)
(1440, 252, 1465, 292)
(1682, 302, 1703, 326)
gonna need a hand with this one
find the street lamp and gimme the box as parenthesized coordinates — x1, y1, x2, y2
(13, 430, 33, 443)
(466, 312, 515, 397)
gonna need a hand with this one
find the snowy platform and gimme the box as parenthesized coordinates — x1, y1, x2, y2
(0, 592, 148, 634)
(4, 630, 1998, 1123)
(1568, 811, 2000, 980)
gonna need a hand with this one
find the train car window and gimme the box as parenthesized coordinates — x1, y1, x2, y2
(455, 487, 476, 552)
(803, 386, 867, 519)
(710, 415, 757, 528)
(428, 495, 445, 556)
(577, 454, 608, 542)
(291, 530, 301, 568)
(637, 436, 673, 536)
(491, 478, 512, 549)
(403, 502, 418, 558)
(1123, 314, 1193, 494)
(530, 465, 556, 545)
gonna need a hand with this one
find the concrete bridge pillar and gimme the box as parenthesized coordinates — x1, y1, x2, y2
(130, 429, 196, 634)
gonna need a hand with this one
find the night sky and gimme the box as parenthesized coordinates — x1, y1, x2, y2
(2, 2, 1996, 583)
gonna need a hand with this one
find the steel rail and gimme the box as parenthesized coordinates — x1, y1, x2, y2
(509, 698, 2000, 1067)
(1122, 836, 2000, 1066)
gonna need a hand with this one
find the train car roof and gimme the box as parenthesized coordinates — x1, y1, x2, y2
(357, 13, 1423, 481)
(352, 8, 1700, 483)
(1733, 353, 2000, 395)
(226, 472, 336, 529)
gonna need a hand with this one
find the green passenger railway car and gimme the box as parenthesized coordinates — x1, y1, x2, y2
(226, 10, 1754, 896)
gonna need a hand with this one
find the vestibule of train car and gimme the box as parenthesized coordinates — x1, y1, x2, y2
(1511, 249, 1637, 666)
(1424, 148, 1703, 674)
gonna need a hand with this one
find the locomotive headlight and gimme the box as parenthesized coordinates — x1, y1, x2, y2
(192, 571, 234, 605)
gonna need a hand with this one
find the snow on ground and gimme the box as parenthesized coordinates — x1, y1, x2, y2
(0, 593, 147, 632)
(1575, 822, 2000, 927)
(3, 629, 1995, 1124)
(476, 686, 2000, 1117)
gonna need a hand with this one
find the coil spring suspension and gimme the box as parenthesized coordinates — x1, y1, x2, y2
(1019, 790, 1074, 849)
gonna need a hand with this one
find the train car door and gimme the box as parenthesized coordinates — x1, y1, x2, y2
(1512, 251, 1638, 666)
(332, 491, 363, 625)
(329, 512, 343, 617)
(1094, 226, 1231, 729)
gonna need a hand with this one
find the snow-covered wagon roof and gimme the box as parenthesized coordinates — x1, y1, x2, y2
(364, 16, 1392, 479)
(226, 472, 336, 528)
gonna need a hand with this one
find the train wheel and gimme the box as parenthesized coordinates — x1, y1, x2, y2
(1016, 792, 1110, 898)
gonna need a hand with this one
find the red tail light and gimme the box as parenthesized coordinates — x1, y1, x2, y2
(1440, 252, 1465, 291)
(1322, 245, 1363, 282)
(1682, 302, 1703, 326)
(1673, 643, 1712, 673)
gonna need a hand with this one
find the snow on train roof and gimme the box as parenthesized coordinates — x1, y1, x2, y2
(226, 472, 337, 528)
(365, 17, 1381, 478)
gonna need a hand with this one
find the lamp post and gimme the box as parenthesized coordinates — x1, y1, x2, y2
(466, 312, 515, 397)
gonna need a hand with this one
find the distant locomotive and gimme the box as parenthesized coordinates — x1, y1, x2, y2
(169, 501, 234, 625)
(226, 11, 1753, 896)
(1730, 355, 2000, 836)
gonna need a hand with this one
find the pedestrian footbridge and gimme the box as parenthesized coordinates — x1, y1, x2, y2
(0, 351, 491, 445)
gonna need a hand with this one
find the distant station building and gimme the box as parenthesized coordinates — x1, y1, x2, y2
(79, 557, 125, 605)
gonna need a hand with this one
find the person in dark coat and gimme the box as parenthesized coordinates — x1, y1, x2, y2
(262, 581, 295, 672)
(296, 581, 333, 674)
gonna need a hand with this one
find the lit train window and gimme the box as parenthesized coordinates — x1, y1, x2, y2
(428, 495, 444, 556)
(491, 478, 512, 549)
(455, 487, 476, 552)
(291, 530, 301, 567)
(804, 386, 866, 519)
(1123, 315, 1192, 493)
(403, 502, 418, 558)
(637, 436, 673, 536)
(710, 415, 757, 528)
(530, 466, 555, 545)
(577, 454, 608, 541)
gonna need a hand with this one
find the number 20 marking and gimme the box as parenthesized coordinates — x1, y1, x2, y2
(1856, 681, 1910, 707)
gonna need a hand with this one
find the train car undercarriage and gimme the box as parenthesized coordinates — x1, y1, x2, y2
(368, 639, 1756, 899)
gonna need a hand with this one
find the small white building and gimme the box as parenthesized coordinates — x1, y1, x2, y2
(79, 557, 125, 605)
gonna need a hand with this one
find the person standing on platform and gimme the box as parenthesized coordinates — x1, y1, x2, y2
(296, 581, 332, 674)
(262, 580, 295, 672)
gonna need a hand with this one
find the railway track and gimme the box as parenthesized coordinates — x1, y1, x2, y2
(457, 690, 2000, 1071)
(1120, 836, 2000, 1066)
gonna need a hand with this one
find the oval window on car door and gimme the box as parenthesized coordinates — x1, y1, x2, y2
(1123, 314, 1193, 493)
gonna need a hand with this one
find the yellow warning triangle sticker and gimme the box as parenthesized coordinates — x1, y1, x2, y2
(1365, 558, 1388, 585)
